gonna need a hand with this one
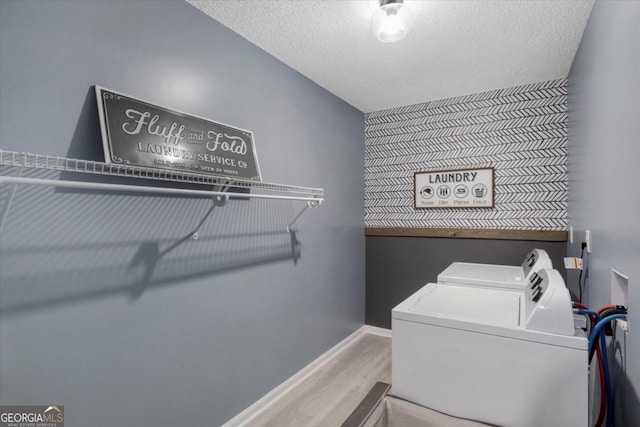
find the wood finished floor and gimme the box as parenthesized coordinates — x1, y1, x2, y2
(248, 333, 391, 427)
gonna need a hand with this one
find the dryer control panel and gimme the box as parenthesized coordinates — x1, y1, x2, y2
(524, 268, 575, 336)
(521, 249, 553, 281)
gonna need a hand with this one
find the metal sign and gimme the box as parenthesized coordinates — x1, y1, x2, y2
(95, 85, 262, 181)
(414, 167, 494, 209)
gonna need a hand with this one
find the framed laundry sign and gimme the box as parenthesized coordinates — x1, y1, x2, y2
(95, 85, 262, 181)
(414, 167, 494, 209)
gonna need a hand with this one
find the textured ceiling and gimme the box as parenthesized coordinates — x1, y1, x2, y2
(186, 0, 593, 113)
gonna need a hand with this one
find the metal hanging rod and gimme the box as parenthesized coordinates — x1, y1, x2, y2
(0, 150, 324, 197)
(0, 176, 323, 203)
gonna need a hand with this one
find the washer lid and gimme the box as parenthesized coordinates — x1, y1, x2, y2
(437, 262, 526, 289)
(396, 284, 522, 328)
(392, 283, 587, 350)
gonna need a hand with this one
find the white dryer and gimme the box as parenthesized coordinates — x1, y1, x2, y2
(437, 248, 552, 290)
(392, 268, 588, 427)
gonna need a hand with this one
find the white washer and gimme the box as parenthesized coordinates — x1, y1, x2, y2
(437, 248, 552, 290)
(392, 269, 588, 427)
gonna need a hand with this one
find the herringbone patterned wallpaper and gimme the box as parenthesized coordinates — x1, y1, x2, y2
(364, 78, 567, 230)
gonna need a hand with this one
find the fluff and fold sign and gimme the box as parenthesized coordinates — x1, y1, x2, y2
(95, 85, 262, 181)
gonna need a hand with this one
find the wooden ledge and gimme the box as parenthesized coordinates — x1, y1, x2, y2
(365, 227, 567, 242)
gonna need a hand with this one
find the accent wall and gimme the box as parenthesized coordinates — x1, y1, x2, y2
(365, 79, 568, 230)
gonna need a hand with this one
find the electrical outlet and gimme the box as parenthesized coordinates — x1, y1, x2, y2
(585, 230, 592, 253)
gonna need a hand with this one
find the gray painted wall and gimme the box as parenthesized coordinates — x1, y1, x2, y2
(0, 1, 364, 426)
(366, 237, 566, 328)
(567, 1, 640, 424)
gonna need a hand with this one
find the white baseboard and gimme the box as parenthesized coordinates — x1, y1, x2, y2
(222, 325, 370, 426)
(363, 325, 392, 338)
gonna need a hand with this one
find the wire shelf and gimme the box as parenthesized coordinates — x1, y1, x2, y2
(0, 150, 324, 198)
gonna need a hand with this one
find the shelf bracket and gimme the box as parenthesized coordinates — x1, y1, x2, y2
(287, 198, 322, 233)
(192, 182, 230, 240)
(0, 166, 23, 232)
(128, 181, 234, 298)
(286, 199, 321, 265)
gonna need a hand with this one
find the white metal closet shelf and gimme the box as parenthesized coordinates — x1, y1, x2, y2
(0, 149, 324, 233)
(0, 150, 325, 202)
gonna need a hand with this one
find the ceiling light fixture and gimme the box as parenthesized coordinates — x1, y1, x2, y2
(371, 0, 413, 43)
